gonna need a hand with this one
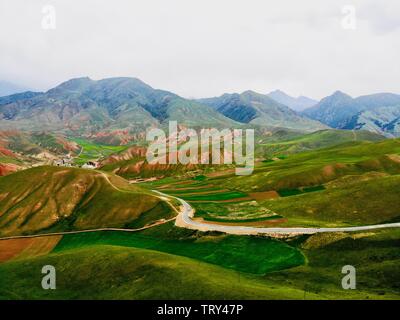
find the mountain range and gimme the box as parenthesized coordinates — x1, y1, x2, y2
(303, 91, 400, 137)
(197, 90, 326, 132)
(0, 77, 329, 143)
(0, 77, 239, 143)
(1, 76, 400, 139)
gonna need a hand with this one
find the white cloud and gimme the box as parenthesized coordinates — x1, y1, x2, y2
(0, 0, 399, 99)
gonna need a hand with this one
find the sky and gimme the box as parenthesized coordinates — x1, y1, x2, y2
(0, 0, 399, 100)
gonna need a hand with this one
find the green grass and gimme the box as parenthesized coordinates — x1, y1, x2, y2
(193, 175, 206, 181)
(52, 229, 305, 274)
(211, 139, 400, 193)
(193, 201, 278, 222)
(257, 129, 385, 158)
(161, 187, 222, 194)
(1, 229, 398, 299)
(179, 191, 248, 201)
(0, 245, 316, 300)
(262, 174, 400, 227)
(267, 229, 400, 299)
(0, 156, 21, 165)
(70, 138, 128, 165)
(277, 185, 325, 197)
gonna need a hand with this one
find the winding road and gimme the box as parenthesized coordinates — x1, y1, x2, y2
(154, 191, 400, 236)
(1, 175, 399, 241)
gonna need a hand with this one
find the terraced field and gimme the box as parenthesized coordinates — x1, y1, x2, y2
(1, 134, 399, 300)
(70, 138, 128, 166)
(148, 176, 283, 224)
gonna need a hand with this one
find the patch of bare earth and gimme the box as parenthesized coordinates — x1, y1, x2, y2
(249, 191, 280, 200)
(0, 236, 61, 263)
(0, 163, 20, 176)
(387, 154, 400, 163)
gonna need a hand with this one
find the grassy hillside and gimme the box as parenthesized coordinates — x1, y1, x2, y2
(217, 138, 400, 192)
(0, 228, 398, 299)
(52, 229, 304, 274)
(69, 137, 128, 166)
(269, 229, 400, 299)
(0, 130, 81, 176)
(0, 245, 312, 300)
(261, 174, 400, 227)
(0, 166, 173, 236)
(257, 129, 385, 158)
(146, 138, 400, 227)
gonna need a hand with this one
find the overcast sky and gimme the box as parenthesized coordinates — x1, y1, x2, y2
(1, 0, 399, 99)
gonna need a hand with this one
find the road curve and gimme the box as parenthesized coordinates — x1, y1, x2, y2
(153, 190, 400, 236)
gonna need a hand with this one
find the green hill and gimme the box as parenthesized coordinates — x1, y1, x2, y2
(0, 227, 398, 299)
(257, 129, 385, 157)
(262, 174, 400, 227)
(0, 245, 310, 300)
(218, 138, 400, 192)
(0, 166, 173, 236)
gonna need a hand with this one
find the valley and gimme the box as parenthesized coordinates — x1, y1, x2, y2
(0, 77, 399, 300)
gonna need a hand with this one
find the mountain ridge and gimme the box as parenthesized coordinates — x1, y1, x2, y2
(198, 90, 327, 132)
(0, 77, 238, 143)
(303, 91, 400, 136)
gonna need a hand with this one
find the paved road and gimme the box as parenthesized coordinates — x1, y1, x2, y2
(154, 191, 400, 235)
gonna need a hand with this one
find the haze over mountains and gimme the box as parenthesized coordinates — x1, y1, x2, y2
(0, 81, 31, 97)
(267, 90, 317, 112)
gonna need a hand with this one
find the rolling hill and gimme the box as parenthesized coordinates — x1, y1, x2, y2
(0, 166, 173, 236)
(0, 225, 398, 299)
(0, 131, 80, 176)
(257, 129, 385, 157)
(198, 90, 327, 131)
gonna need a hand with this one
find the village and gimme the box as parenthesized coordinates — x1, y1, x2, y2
(52, 154, 98, 169)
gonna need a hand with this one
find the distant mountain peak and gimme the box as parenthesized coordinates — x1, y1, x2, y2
(331, 90, 352, 98)
(269, 89, 286, 95)
(267, 90, 317, 112)
(302, 90, 400, 134)
(49, 77, 95, 94)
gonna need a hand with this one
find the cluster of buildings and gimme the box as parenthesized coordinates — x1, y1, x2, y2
(53, 155, 97, 169)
